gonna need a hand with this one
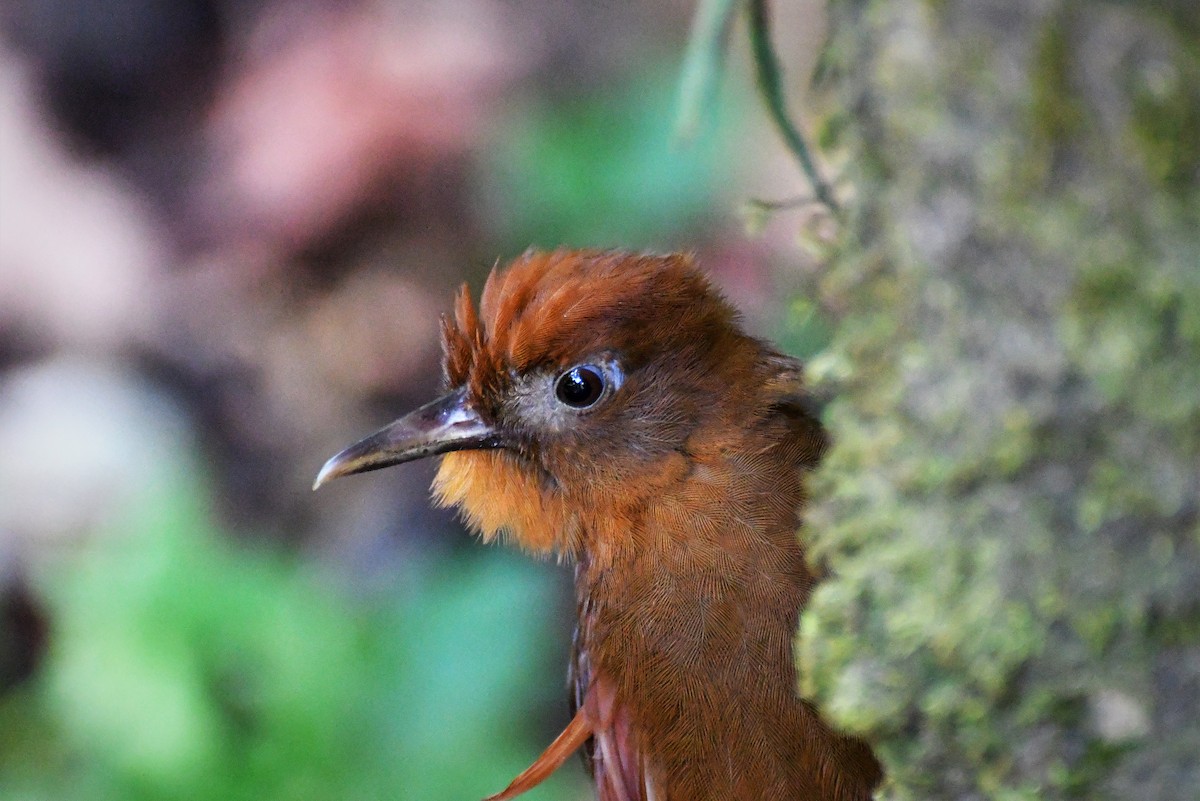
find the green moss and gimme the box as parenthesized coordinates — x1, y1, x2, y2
(796, 1, 1200, 799)
(1130, 54, 1200, 197)
(1029, 13, 1085, 153)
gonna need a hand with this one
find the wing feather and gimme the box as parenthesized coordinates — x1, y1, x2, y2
(572, 581, 651, 801)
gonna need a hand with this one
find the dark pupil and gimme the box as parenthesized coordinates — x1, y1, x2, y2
(556, 367, 604, 407)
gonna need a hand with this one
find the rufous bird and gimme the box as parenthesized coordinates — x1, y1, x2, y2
(315, 250, 881, 800)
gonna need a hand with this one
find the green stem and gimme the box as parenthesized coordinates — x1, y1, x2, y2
(747, 0, 840, 214)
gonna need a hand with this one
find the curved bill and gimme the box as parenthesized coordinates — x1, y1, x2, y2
(313, 387, 500, 490)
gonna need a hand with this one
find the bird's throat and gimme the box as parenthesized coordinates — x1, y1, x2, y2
(432, 446, 696, 558)
(433, 450, 576, 554)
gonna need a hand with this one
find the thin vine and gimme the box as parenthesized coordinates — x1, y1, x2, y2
(675, 0, 839, 216)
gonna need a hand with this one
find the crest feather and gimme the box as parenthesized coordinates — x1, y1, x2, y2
(442, 249, 742, 408)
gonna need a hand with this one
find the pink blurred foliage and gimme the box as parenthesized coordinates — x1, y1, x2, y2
(193, 1, 523, 255)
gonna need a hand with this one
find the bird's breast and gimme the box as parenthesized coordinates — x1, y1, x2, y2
(573, 533, 809, 798)
(569, 493, 879, 801)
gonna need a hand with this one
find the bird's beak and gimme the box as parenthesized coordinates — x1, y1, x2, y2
(313, 387, 500, 490)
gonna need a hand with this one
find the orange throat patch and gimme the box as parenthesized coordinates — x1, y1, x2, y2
(432, 450, 575, 555)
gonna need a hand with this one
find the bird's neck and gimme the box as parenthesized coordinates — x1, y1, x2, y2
(566, 427, 868, 800)
(573, 421, 816, 635)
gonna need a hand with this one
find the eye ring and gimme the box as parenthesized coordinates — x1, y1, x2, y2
(555, 365, 606, 408)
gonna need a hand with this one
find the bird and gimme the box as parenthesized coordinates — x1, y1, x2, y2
(314, 249, 882, 801)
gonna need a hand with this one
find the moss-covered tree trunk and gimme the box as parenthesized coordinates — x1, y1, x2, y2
(798, 1, 1199, 799)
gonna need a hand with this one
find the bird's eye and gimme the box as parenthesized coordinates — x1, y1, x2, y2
(555, 365, 606, 408)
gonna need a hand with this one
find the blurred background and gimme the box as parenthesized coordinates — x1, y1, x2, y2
(0, 1, 829, 798)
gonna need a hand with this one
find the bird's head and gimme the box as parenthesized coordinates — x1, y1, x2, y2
(315, 249, 816, 556)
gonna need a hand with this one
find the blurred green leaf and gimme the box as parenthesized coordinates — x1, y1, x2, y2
(1, 476, 584, 801)
(674, 0, 739, 143)
(481, 67, 738, 252)
(779, 296, 833, 360)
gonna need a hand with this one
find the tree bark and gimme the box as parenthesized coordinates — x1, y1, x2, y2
(798, 1, 1200, 798)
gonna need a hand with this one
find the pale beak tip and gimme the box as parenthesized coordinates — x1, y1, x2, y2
(312, 458, 341, 491)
